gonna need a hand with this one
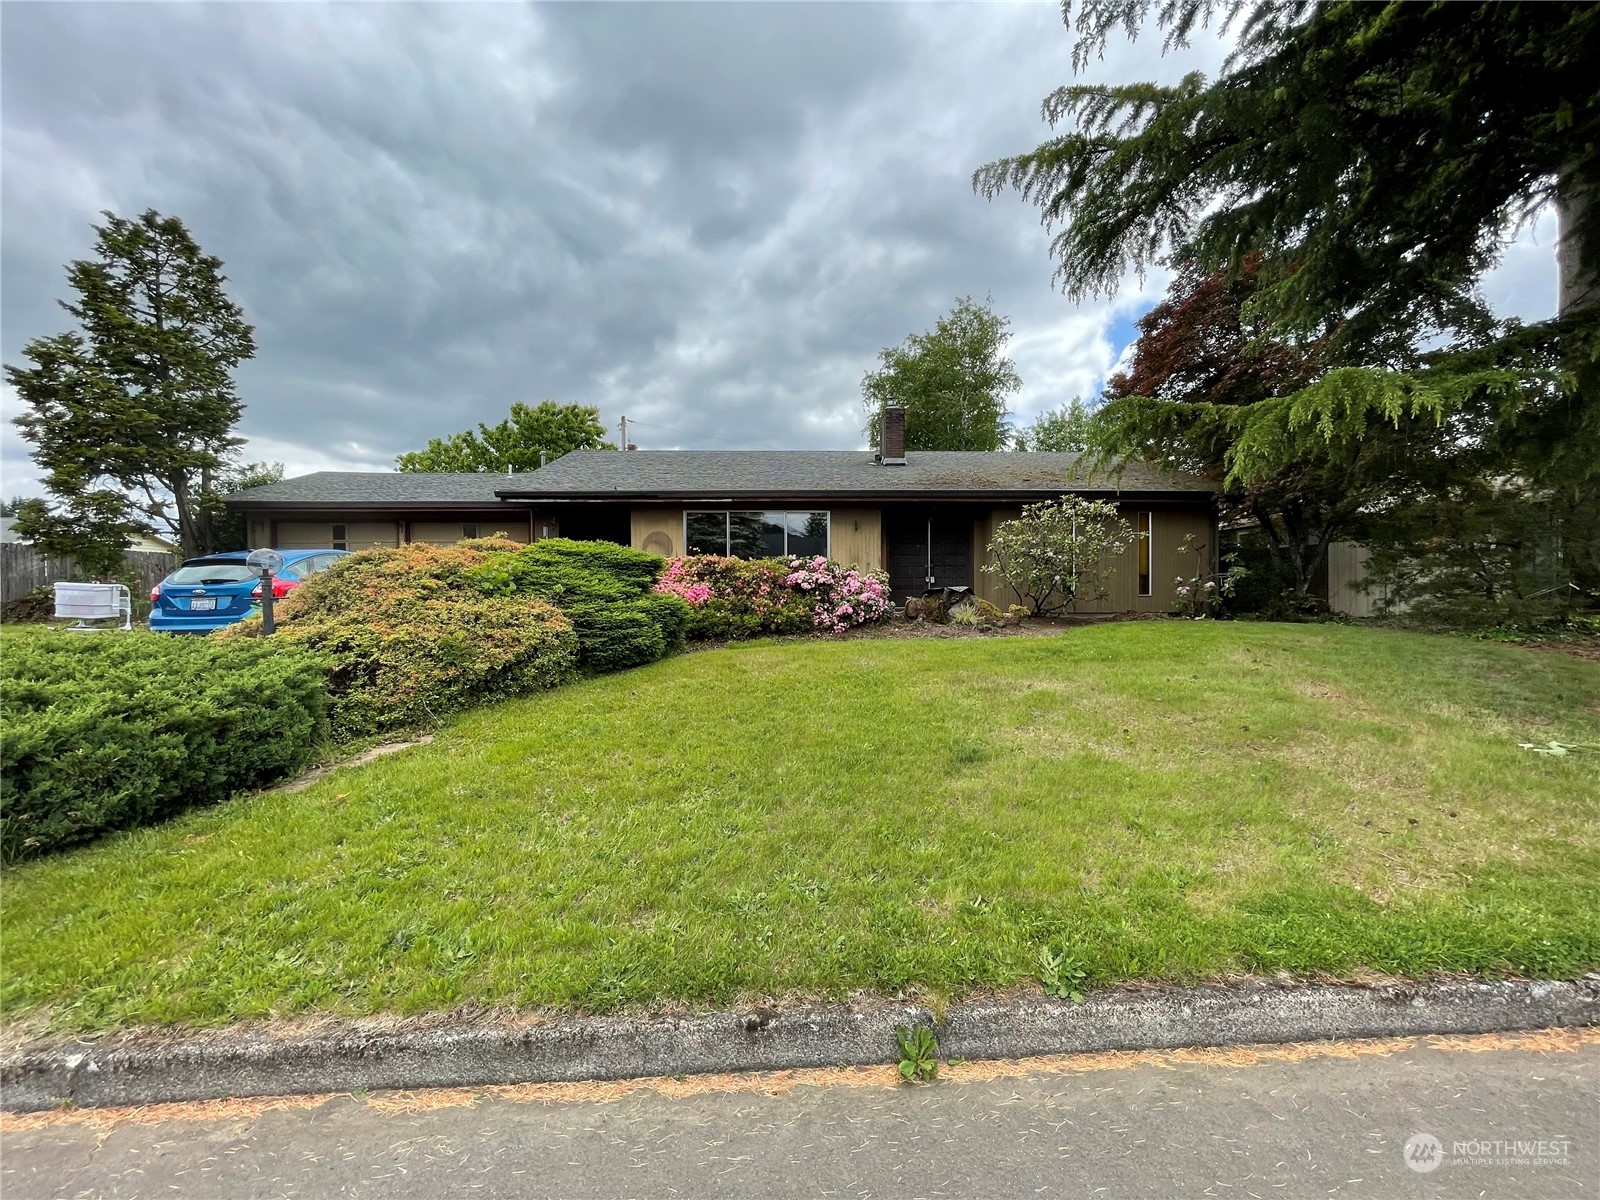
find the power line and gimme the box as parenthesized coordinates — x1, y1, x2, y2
(615, 417, 770, 451)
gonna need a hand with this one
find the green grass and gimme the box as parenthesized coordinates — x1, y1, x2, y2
(4, 623, 1598, 1033)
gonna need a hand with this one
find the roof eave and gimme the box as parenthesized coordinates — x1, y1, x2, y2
(495, 488, 1216, 503)
(223, 498, 513, 511)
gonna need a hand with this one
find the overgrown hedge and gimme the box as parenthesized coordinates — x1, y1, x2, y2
(225, 538, 689, 738)
(0, 628, 327, 860)
(224, 541, 580, 738)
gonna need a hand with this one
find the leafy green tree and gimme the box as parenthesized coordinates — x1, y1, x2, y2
(983, 494, 1137, 614)
(863, 296, 1022, 451)
(1017, 397, 1094, 451)
(7, 210, 256, 565)
(0, 496, 41, 518)
(398, 402, 615, 472)
(202, 461, 285, 552)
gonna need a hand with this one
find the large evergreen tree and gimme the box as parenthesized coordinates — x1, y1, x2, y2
(975, 1, 1599, 362)
(978, 1, 1600, 612)
(397, 401, 614, 472)
(8, 210, 256, 566)
(862, 296, 1022, 452)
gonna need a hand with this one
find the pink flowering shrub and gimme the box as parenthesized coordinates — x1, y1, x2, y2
(783, 555, 892, 634)
(654, 558, 715, 607)
(655, 555, 892, 639)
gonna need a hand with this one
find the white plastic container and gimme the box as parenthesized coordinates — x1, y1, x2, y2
(53, 582, 132, 630)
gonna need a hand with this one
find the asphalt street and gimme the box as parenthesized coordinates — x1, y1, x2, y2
(4, 1029, 1595, 1200)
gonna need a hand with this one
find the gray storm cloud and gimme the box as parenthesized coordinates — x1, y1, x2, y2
(0, 3, 1550, 494)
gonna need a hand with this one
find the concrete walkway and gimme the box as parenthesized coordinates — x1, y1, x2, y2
(4, 1029, 1594, 1199)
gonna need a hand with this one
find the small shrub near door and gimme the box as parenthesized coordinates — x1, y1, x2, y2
(224, 541, 579, 738)
(0, 627, 327, 859)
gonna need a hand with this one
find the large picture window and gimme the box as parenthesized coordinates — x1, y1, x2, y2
(684, 511, 829, 558)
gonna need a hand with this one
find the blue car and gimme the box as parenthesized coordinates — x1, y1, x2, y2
(149, 549, 349, 634)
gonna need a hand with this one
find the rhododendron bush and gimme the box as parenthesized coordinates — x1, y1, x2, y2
(656, 555, 892, 639)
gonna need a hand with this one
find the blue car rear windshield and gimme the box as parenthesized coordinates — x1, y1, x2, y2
(168, 563, 257, 584)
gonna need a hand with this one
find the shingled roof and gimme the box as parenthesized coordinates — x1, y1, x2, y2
(226, 452, 1216, 509)
(498, 450, 1214, 502)
(225, 471, 536, 509)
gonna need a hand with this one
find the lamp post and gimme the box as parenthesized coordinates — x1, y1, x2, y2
(245, 548, 286, 635)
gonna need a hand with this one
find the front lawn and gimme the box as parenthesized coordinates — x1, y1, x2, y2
(4, 623, 1597, 1033)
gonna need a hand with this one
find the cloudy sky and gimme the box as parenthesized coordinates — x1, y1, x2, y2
(1, 2, 1560, 494)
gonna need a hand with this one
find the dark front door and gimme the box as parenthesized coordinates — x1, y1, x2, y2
(553, 504, 632, 545)
(885, 512, 973, 602)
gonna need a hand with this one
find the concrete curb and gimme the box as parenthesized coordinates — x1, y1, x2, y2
(5, 977, 1597, 1112)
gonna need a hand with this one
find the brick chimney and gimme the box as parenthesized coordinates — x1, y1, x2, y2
(879, 404, 907, 465)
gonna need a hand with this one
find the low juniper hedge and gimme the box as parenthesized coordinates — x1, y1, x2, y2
(0, 627, 327, 860)
(223, 540, 582, 738)
(224, 538, 692, 738)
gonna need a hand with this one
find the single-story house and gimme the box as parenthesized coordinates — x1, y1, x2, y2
(227, 444, 1218, 614)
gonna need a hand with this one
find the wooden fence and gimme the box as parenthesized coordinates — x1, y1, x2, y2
(1, 543, 176, 606)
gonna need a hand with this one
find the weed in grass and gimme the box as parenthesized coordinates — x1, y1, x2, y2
(896, 1025, 939, 1083)
(1037, 946, 1088, 1003)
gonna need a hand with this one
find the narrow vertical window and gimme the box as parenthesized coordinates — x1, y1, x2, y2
(331, 523, 348, 551)
(1135, 512, 1152, 596)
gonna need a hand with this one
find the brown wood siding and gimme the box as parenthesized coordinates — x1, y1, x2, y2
(973, 506, 1024, 608)
(409, 520, 530, 545)
(277, 521, 400, 550)
(828, 507, 883, 570)
(631, 506, 685, 557)
(973, 504, 1213, 612)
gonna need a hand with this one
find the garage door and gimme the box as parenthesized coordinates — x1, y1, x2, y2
(277, 522, 400, 551)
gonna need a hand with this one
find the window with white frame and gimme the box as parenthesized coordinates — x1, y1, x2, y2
(684, 511, 829, 558)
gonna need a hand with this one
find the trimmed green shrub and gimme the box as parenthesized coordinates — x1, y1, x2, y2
(224, 542, 578, 738)
(466, 538, 662, 604)
(1, 627, 327, 859)
(465, 539, 689, 670)
(568, 604, 667, 673)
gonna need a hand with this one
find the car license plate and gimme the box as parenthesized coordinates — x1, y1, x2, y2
(190, 597, 217, 611)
